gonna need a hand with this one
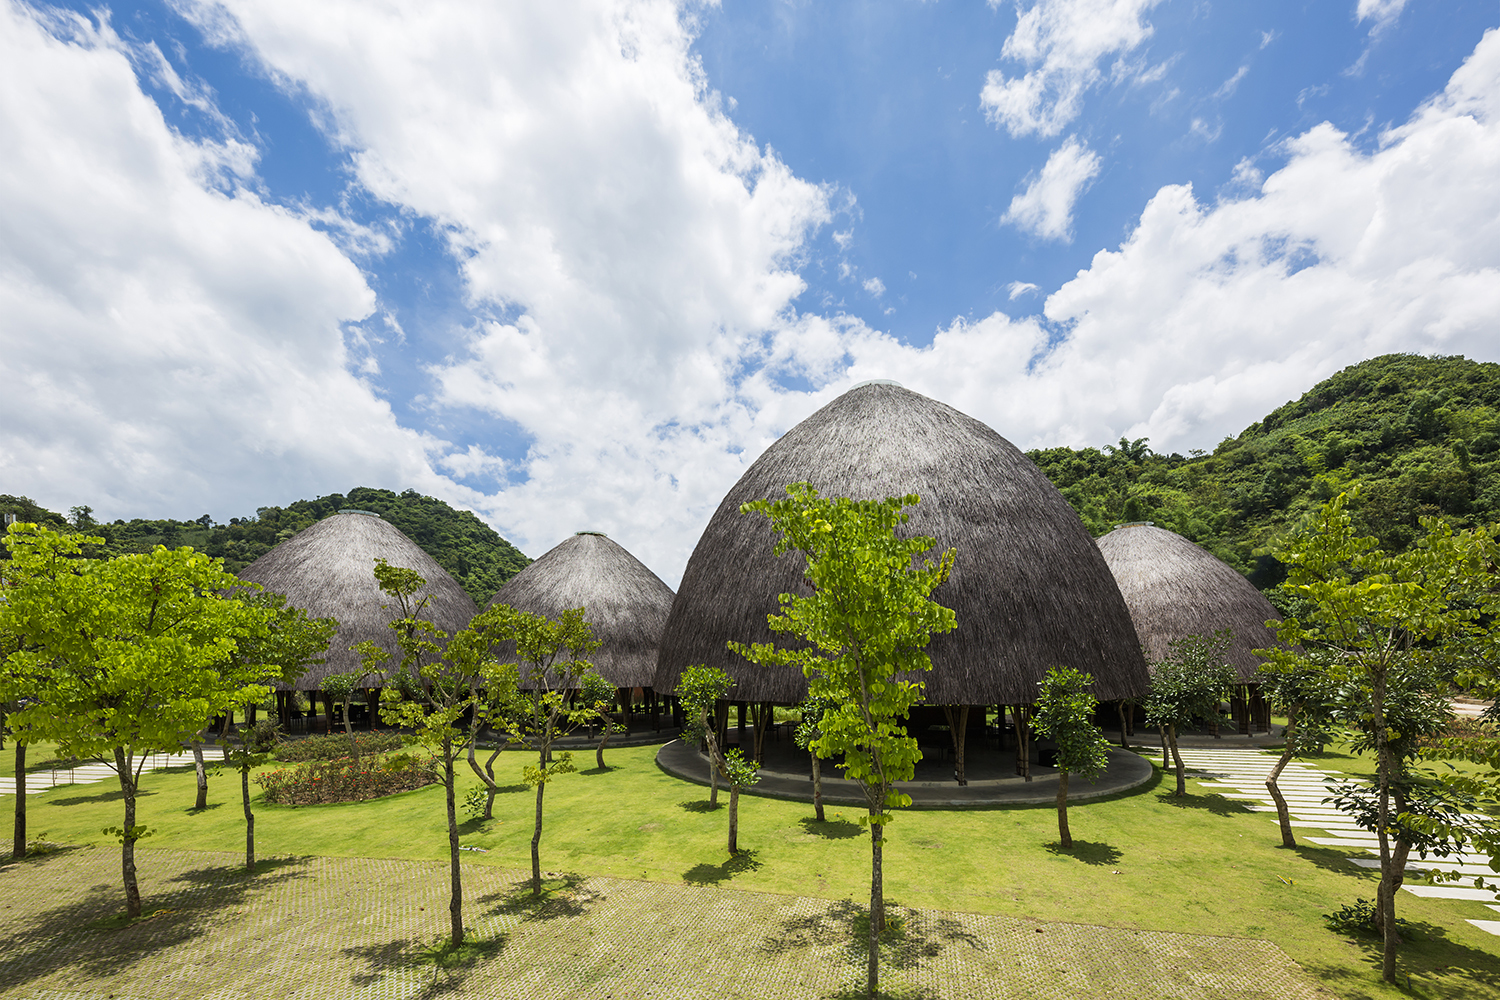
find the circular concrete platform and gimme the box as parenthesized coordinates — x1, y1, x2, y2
(655, 738, 1156, 808)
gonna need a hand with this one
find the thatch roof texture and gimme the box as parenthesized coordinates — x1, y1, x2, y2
(653, 382, 1151, 704)
(1095, 523, 1281, 683)
(238, 511, 480, 689)
(485, 532, 674, 689)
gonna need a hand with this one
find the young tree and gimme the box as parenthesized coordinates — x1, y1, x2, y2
(322, 667, 373, 765)
(0, 525, 278, 918)
(486, 604, 599, 896)
(462, 665, 524, 822)
(1262, 491, 1496, 983)
(364, 563, 521, 947)
(220, 718, 280, 871)
(578, 668, 624, 770)
(679, 665, 761, 853)
(1253, 655, 1339, 848)
(1143, 631, 1236, 796)
(1031, 666, 1113, 849)
(730, 484, 956, 999)
(794, 696, 838, 822)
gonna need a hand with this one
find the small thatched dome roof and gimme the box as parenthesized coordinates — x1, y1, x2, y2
(1096, 523, 1281, 683)
(654, 382, 1150, 704)
(239, 511, 479, 689)
(485, 531, 674, 689)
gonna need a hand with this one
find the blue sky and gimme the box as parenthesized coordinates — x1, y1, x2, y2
(3, 0, 1499, 583)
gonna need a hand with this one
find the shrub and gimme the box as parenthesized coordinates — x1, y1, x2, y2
(273, 731, 406, 762)
(1325, 898, 1378, 934)
(256, 753, 438, 805)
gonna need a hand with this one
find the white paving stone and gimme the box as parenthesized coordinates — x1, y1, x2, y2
(1403, 885, 1500, 901)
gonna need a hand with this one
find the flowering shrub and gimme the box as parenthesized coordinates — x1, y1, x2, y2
(274, 731, 407, 763)
(256, 752, 438, 805)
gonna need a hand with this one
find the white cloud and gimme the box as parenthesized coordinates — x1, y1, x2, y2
(1007, 281, 1041, 299)
(981, 0, 1163, 137)
(1356, 0, 1407, 33)
(862, 277, 886, 297)
(1213, 65, 1250, 100)
(175, 0, 831, 579)
(0, 2, 458, 523)
(1001, 136, 1102, 240)
(792, 28, 1500, 459)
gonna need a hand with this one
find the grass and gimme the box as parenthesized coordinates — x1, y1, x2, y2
(4, 740, 1498, 998)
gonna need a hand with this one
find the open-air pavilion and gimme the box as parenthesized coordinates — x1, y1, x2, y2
(238, 509, 480, 730)
(1095, 522, 1284, 737)
(653, 380, 1150, 782)
(486, 530, 676, 733)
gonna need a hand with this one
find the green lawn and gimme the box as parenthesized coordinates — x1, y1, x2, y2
(5, 741, 1499, 1000)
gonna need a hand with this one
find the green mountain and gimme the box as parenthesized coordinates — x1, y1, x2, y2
(1026, 353, 1500, 587)
(1, 487, 530, 607)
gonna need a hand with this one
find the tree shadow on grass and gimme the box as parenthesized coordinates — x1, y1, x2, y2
(578, 765, 617, 776)
(478, 872, 603, 922)
(678, 798, 720, 813)
(1044, 840, 1123, 866)
(343, 933, 508, 999)
(50, 788, 156, 806)
(1303, 918, 1500, 1000)
(682, 849, 765, 887)
(1152, 791, 1245, 817)
(1289, 843, 1374, 878)
(760, 897, 982, 995)
(798, 818, 864, 840)
(0, 851, 313, 996)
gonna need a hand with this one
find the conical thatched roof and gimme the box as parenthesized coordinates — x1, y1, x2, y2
(485, 532, 674, 689)
(1096, 523, 1282, 683)
(654, 382, 1150, 704)
(239, 511, 480, 689)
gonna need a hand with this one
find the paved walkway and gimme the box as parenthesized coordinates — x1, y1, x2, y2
(655, 739, 1154, 807)
(0, 847, 1335, 1000)
(0, 747, 225, 798)
(1140, 746, 1500, 939)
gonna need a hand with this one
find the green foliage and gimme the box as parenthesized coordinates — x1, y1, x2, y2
(272, 731, 406, 762)
(1143, 632, 1237, 735)
(1324, 898, 1380, 935)
(1032, 667, 1111, 782)
(678, 664, 732, 748)
(730, 484, 957, 826)
(1026, 354, 1500, 580)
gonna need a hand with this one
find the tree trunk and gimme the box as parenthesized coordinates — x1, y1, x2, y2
(445, 745, 464, 946)
(192, 740, 208, 810)
(241, 764, 255, 871)
(1266, 705, 1300, 848)
(596, 716, 611, 770)
(1014, 705, 1032, 781)
(12, 742, 25, 859)
(868, 806, 883, 998)
(1169, 726, 1186, 796)
(1117, 701, 1129, 749)
(728, 784, 740, 854)
(1372, 674, 1400, 983)
(468, 743, 503, 820)
(811, 751, 825, 822)
(115, 748, 142, 919)
(531, 763, 546, 897)
(707, 730, 720, 808)
(943, 705, 970, 785)
(1056, 770, 1072, 848)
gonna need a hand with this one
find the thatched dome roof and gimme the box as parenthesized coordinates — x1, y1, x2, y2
(485, 531, 674, 689)
(653, 382, 1150, 704)
(239, 511, 479, 689)
(1096, 523, 1281, 683)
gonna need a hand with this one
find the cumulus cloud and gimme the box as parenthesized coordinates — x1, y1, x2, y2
(1001, 136, 1102, 240)
(780, 28, 1500, 459)
(862, 277, 886, 297)
(0, 2, 456, 521)
(981, 0, 1163, 137)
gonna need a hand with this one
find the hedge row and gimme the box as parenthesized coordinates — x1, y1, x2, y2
(256, 754, 438, 805)
(273, 731, 407, 762)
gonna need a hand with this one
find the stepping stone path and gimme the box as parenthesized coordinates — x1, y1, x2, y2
(0, 746, 225, 797)
(1140, 746, 1500, 938)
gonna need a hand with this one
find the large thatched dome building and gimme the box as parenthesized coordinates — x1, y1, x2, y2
(654, 381, 1149, 774)
(486, 531, 675, 727)
(1096, 522, 1282, 733)
(239, 511, 479, 719)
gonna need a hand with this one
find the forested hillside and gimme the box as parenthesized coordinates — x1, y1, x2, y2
(1027, 353, 1500, 586)
(0, 487, 530, 606)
